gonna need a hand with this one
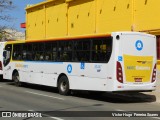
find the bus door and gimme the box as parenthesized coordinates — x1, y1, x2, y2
(0, 42, 5, 76)
(3, 44, 12, 80)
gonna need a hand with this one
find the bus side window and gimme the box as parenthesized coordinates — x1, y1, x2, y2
(22, 44, 27, 60)
(32, 52, 36, 60)
(12, 44, 22, 61)
(26, 43, 33, 61)
(52, 52, 56, 61)
(57, 41, 64, 61)
(39, 53, 44, 61)
(17, 54, 22, 60)
(63, 41, 73, 61)
(22, 51, 27, 60)
(13, 52, 18, 60)
(73, 39, 90, 62)
(44, 52, 51, 61)
(45, 55, 50, 61)
(91, 37, 112, 63)
(32, 43, 39, 61)
(44, 42, 53, 61)
(34, 53, 40, 61)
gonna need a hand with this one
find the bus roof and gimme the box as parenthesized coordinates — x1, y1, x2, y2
(6, 33, 111, 44)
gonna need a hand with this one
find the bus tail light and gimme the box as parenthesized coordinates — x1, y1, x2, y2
(151, 64, 156, 83)
(0, 61, 2, 70)
(116, 61, 123, 83)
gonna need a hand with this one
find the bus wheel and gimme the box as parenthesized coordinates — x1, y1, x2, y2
(58, 76, 70, 95)
(12, 72, 21, 87)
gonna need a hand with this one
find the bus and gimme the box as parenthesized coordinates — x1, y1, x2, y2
(0, 42, 5, 79)
(3, 32, 157, 95)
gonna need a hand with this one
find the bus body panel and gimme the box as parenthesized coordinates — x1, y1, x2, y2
(9, 62, 111, 91)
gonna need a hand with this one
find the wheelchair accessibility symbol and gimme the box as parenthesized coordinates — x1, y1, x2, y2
(80, 62, 85, 69)
(135, 40, 143, 51)
(67, 64, 72, 73)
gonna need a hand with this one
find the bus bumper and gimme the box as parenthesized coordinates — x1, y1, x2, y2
(113, 83, 156, 92)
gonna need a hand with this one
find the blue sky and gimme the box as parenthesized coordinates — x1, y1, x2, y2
(3, 0, 44, 32)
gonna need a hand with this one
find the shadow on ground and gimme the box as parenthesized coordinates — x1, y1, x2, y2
(2, 80, 157, 104)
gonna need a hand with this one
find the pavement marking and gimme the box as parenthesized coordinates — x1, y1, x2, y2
(116, 109, 125, 111)
(28, 110, 34, 111)
(25, 91, 64, 100)
(46, 115, 64, 120)
(28, 110, 64, 120)
(152, 117, 160, 120)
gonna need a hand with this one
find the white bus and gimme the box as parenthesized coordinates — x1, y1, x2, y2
(0, 42, 5, 79)
(3, 32, 157, 95)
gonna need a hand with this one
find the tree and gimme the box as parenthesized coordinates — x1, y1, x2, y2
(0, 0, 14, 40)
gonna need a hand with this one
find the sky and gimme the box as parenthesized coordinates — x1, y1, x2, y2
(2, 0, 44, 32)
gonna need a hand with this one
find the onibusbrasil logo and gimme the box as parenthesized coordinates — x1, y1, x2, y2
(67, 64, 72, 73)
(135, 40, 143, 51)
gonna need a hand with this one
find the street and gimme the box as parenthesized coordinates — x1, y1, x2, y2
(0, 80, 160, 120)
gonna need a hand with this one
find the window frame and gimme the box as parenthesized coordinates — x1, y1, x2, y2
(10, 36, 113, 63)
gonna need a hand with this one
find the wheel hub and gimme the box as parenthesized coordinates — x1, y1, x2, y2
(60, 81, 67, 92)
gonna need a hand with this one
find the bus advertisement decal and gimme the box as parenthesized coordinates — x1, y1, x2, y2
(124, 55, 153, 83)
(15, 63, 28, 68)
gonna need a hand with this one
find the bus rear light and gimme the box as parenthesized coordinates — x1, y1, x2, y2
(116, 61, 123, 83)
(118, 73, 122, 75)
(0, 61, 2, 70)
(151, 64, 156, 83)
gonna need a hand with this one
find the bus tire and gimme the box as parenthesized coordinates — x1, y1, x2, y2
(58, 76, 70, 95)
(12, 72, 21, 87)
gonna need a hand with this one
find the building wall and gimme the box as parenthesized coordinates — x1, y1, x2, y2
(68, 0, 96, 36)
(26, 0, 132, 39)
(45, 0, 68, 38)
(96, 0, 132, 34)
(134, 0, 160, 34)
(27, 5, 45, 40)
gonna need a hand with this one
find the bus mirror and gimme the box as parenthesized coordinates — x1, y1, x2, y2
(3, 50, 7, 58)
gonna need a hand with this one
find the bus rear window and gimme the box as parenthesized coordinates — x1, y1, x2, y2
(91, 37, 112, 63)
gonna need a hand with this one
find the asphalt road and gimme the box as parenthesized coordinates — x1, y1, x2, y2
(0, 80, 160, 120)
